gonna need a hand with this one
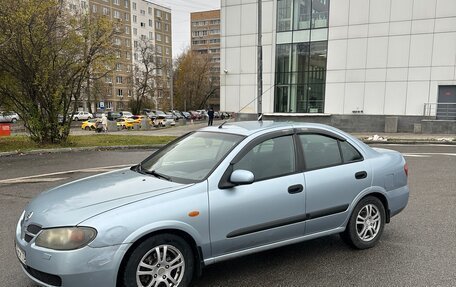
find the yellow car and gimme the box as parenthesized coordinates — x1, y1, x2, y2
(116, 117, 135, 129)
(81, 119, 98, 130)
(131, 115, 153, 127)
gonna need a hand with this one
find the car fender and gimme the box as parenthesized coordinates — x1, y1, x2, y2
(340, 185, 389, 228)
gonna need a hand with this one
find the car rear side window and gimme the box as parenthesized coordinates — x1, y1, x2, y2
(233, 135, 295, 181)
(299, 134, 364, 170)
(299, 134, 342, 170)
(340, 140, 363, 163)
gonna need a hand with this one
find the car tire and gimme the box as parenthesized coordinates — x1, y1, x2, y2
(121, 234, 194, 287)
(341, 196, 385, 250)
(84, 126, 90, 131)
(74, 117, 79, 121)
(12, 118, 17, 123)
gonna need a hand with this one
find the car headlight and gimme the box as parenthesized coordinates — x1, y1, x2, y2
(35, 227, 97, 250)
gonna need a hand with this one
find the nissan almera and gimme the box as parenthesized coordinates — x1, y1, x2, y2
(15, 121, 409, 287)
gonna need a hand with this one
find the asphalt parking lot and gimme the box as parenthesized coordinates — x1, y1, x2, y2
(0, 144, 455, 286)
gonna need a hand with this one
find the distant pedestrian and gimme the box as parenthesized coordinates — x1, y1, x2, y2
(208, 107, 214, 126)
(101, 113, 108, 132)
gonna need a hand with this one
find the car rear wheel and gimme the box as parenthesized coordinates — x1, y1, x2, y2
(121, 234, 194, 287)
(11, 118, 17, 123)
(341, 196, 385, 249)
(84, 126, 90, 131)
(74, 117, 79, 121)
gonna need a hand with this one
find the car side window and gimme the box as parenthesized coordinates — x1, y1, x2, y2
(340, 140, 363, 163)
(299, 134, 342, 170)
(233, 135, 295, 181)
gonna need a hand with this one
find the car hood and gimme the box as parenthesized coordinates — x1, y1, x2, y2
(24, 168, 191, 227)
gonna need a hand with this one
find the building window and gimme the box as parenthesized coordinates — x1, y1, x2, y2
(140, 9, 145, 15)
(133, 28, 137, 35)
(149, 32, 154, 40)
(156, 9, 161, 18)
(116, 76, 123, 84)
(92, 4, 97, 13)
(148, 7, 152, 15)
(105, 76, 112, 83)
(274, 42, 327, 113)
(114, 37, 121, 45)
(209, 39, 220, 44)
(156, 33, 161, 41)
(134, 40, 138, 48)
(164, 24, 169, 32)
(156, 46, 162, 54)
(113, 10, 120, 19)
(117, 89, 123, 97)
(165, 47, 170, 55)
(124, 0, 129, 8)
(140, 22, 145, 27)
(102, 7, 110, 15)
(277, 0, 329, 32)
(116, 50, 121, 58)
(126, 52, 131, 59)
(149, 19, 153, 27)
(133, 15, 137, 23)
(124, 13, 129, 21)
(113, 0, 120, 5)
(125, 39, 131, 46)
(125, 26, 130, 34)
(165, 35, 169, 43)
(116, 63, 122, 71)
(132, 2, 136, 10)
(155, 21, 161, 30)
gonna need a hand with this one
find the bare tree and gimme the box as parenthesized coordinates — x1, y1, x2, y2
(129, 39, 168, 114)
(174, 49, 218, 111)
(0, 0, 115, 143)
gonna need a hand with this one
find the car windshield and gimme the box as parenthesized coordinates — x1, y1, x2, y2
(140, 132, 244, 183)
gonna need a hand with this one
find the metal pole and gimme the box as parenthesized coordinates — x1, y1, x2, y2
(170, 62, 174, 111)
(257, 0, 263, 121)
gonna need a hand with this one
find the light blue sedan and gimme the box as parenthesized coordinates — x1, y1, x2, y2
(15, 121, 409, 287)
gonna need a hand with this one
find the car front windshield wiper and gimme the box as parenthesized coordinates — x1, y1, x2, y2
(144, 170, 172, 181)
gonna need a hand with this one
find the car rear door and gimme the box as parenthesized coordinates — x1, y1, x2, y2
(297, 133, 371, 235)
(208, 132, 306, 258)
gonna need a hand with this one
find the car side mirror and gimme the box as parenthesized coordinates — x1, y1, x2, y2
(230, 170, 254, 185)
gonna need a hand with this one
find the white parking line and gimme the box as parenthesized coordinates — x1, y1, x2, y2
(0, 164, 133, 184)
(403, 153, 456, 158)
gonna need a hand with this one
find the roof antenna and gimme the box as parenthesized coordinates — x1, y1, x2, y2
(218, 121, 227, 129)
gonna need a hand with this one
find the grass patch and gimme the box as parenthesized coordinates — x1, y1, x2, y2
(0, 134, 176, 153)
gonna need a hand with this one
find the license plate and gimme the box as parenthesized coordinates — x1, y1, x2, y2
(15, 243, 26, 265)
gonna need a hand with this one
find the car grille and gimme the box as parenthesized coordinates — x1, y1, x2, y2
(23, 264, 62, 286)
(24, 224, 42, 243)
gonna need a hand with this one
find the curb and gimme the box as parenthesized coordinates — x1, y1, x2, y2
(0, 144, 165, 158)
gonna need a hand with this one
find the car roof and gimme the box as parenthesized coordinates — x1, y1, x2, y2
(198, 121, 345, 137)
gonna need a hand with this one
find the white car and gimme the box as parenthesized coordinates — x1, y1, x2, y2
(72, 111, 93, 121)
(153, 115, 176, 127)
(0, 111, 20, 123)
(119, 111, 133, 118)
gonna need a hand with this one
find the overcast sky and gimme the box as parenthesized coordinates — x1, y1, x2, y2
(152, 0, 221, 58)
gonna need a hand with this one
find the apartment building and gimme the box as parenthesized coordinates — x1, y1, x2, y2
(191, 10, 221, 110)
(131, 0, 172, 109)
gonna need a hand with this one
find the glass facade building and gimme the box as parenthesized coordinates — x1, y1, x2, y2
(275, 0, 329, 113)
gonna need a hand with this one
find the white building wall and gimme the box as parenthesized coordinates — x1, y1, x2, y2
(326, 0, 456, 116)
(220, 0, 275, 114)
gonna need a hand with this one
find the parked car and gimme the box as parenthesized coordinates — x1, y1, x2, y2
(131, 115, 152, 127)
(181, 111, 191, 120)
(81, 119, 98, 130)
(153, 115, 176, 127)
(15, 122, 409, 287)
(107, 112, 122, 121)
(189, 110, 202, 120)
(119, 111, 133, 118)
(72, 111, 93, 121)
(196, 109, 208, 119)
(0, 111, 20, 123)
(116, 117, 135, 129)
(169, 110, 184, 120)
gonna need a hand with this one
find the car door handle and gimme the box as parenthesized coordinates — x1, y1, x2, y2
(355, 171, 368, 179)
(288, 184, 303, 194)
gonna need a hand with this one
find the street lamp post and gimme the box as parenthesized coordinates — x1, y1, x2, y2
(257, 0, 263, 121)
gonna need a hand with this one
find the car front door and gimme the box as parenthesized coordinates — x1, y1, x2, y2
(298, 133, 372, 235)
(208, 133, 306, 258)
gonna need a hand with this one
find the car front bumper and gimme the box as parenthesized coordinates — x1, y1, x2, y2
(16, 224, 131, 287)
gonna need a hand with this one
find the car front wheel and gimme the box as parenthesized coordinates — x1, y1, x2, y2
(341, 196, 385, 249)
(121, 234, 194, 287)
